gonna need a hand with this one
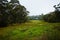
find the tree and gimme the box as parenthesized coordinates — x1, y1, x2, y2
(0, 0, 9, 27)
(0, 0, 29, 27)
(43, 3, 60, 23)
(9, 0, 29, 24)
(10, 0, 19, 4)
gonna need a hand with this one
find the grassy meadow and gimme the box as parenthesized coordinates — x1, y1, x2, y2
(0, 20, 60, 40)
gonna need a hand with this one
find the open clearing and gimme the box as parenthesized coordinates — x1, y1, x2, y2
(0, 20, 60, 40)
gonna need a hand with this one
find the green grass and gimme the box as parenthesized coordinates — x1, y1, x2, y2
(0, 20, 60, 40)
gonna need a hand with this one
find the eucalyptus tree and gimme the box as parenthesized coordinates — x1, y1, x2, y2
(0, 0, 29, 27)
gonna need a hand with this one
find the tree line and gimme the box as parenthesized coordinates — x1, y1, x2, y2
(43, 3, 60, 23)
(28, 14, 43, 20)
(28, 3, 60, 23)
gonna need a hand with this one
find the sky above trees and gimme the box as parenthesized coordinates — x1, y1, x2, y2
(8, 0, 60, 16)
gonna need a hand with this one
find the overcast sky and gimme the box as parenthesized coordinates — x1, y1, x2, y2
(8, 0, 60, 16)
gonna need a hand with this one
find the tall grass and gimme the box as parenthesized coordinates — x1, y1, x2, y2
(0, 20, 60, 40)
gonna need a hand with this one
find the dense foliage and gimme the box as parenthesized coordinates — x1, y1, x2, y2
(43, 3, 60, 23)
(0, 0, 29, 27)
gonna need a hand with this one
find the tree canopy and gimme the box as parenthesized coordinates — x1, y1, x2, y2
(43, 3, 60, 23)
(0, 0, 29, 27)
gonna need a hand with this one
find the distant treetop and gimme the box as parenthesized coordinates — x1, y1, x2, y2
(10, 0, 19, 4)
(54, 3, 60, 11)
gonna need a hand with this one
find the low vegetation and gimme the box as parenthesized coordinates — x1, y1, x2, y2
(0, 20, 60, 40)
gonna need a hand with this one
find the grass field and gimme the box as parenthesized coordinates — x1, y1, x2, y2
(0, 20, 60, 40)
